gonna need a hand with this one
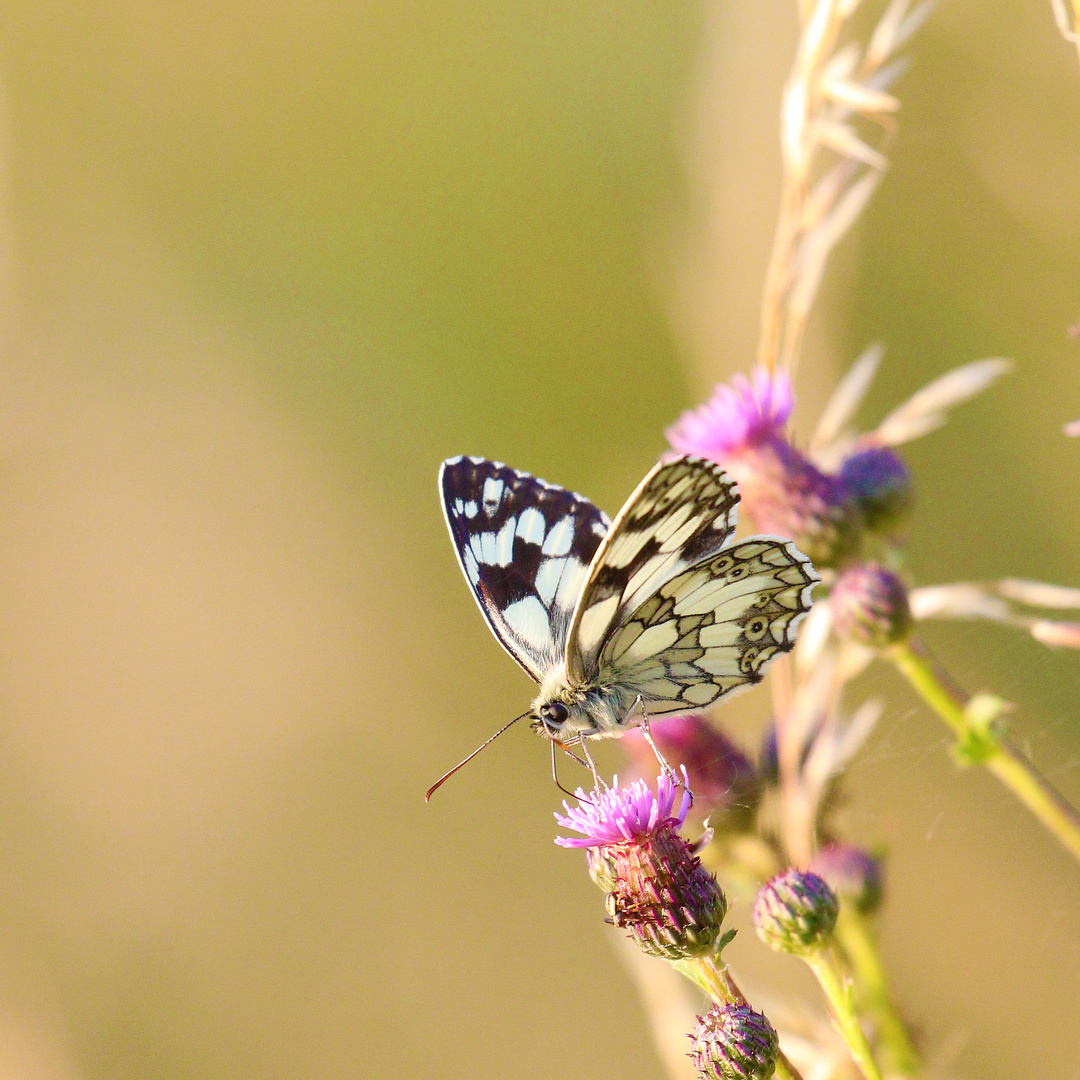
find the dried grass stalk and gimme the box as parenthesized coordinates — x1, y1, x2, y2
(758, 0, 932, 375)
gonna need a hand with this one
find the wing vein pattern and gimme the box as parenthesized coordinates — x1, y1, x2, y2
(567, 456, 740, 678)
(596, 536, 818, 714)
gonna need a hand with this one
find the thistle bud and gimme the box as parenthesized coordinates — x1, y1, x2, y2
(830, 562, 912, 649)
(753, 869, 838, 954)
(689, 1004, 780, 1080)
(556, 772, 728, 959)
(808, 843, 883, 915)
(838, 446, 912, 534)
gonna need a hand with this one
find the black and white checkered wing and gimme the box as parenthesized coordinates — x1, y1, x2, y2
(440, 457, 609, 681)
(595, 537, 818, 714)
(566, 456, 740, 678)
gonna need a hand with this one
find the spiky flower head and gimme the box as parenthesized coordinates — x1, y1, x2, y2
(831, 562, 912, 649)
(667, 369, 862, 569)
(667, 369, 794, 457)
(622, 715, 761, 827)
(555, 772, 728, 959)
(808, 843, 883, 916)
(689, 1004, 780, 1080)
(838, 446, 912, 534)
(753, 869, 838, 955)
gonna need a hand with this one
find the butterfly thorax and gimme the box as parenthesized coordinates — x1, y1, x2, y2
(529, 666, 638, 743)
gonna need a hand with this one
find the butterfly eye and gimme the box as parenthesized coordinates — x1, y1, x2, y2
(540, 702, 570, 730)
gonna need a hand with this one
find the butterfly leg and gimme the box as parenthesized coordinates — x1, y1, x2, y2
(632, 698, 694, 807)
(577, 734, 608, 793)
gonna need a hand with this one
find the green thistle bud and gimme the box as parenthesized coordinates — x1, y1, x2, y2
(753, 869, 838, 954)
(830, 562, 912, 649)
(689, 1004, 780, 1080)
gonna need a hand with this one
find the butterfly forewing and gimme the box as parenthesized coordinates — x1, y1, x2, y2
(566, 456, 740, 679)
(440, 456, 609, 679)
(596, 536, 818, 714)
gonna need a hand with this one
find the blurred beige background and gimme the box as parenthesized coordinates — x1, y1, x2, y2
(0, 1, 1073, 1077)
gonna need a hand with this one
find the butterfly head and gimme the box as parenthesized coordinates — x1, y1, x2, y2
(534, 700, 571, 738)
(529, 681, 630, 743)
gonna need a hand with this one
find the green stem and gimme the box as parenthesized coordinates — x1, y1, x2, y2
(889, 638, 1080, 865)
(774, 1053, 803, 1080)
(803, 949, 884, 1080)
(835, 909, 920, 1076)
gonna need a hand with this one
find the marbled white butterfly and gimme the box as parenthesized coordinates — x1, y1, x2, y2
(430, 454, 818, 795)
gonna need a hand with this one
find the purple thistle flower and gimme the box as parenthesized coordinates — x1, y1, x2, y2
(838, 446, 912, 534)
(667, 368, 794, 458)
(556, 771, 728, 959)
(555, 768, 692, 849)
(667, 369, 862, 569)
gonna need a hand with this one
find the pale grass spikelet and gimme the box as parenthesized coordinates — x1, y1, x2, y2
(760, 0, 929, 373)
(811, 352, 1012, 470)
(1051, 0, 1080, 65)
(908, 578, 1080, 650)
(869, 357, 1012, 447)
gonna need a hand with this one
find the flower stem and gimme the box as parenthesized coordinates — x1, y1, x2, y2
(675, 953, 806, 1080)
(889, 638, 1080, 864)
(803, 949, 884, 1080)
(834, 909, 920, 1076)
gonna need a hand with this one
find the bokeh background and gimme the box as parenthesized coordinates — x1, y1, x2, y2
(0, 1, 1074, 1077)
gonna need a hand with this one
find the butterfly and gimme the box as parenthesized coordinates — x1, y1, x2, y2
(429, 454, 818, 796)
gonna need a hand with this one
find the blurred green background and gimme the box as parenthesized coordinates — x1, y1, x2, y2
(0, 1, 1074, 1077)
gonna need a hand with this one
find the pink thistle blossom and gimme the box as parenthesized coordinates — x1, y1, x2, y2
(667, 369, 861, 569)
(667, 368, 794, 457)
(554, 768, 691, 849)
(555, 770, 728, 959)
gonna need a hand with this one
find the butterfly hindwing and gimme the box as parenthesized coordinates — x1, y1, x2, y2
(440, 456, 609, 680)
(596, 536, 818, 714)
(567, 456, 740, 678)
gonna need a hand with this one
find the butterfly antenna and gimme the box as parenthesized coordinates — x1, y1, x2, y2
(425, 713, 530, 801)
